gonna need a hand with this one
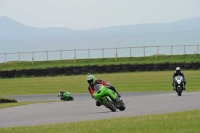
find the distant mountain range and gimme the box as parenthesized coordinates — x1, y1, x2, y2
(0, 16, 200, 53)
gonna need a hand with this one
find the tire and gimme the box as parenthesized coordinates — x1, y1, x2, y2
(105, 65, 113, 73)
(177, 87, 182, 96)
(184, 62, 193, 70)
(102, 97, 116, 112)
(113, 64, 121, 72)
(65, 66, 73, 75)
(48, 68, 57, 76)
(176, 62, 185, 69)
(178, 93, 182, 96)
(69, 97, 74, 101)
(118, 101, 126, 111)
(7, 70, 16, 78)
(160, 63, 168, 71)
(57, 67, 65, 75)
(153, 64, 160, 71)
(89, 65, 97, 74)
(73, 66, 81, 75)
(97, 66, 105, 73)
(145, 64, 153, 71)
(15, 70, 24, 77)
(137, 64, 145, 71)
(168, 63, 176, 70)
(121, 64, 130, 72)
(81, 66, 90, 74)
(129, 64, 137, 72)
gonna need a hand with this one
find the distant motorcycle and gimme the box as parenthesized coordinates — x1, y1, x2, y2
(173, 76, 185, 96)
(58, 91, 74, 101)
(93, 84, 125, 112)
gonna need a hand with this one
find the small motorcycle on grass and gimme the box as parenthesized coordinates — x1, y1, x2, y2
(58, 91, 74, 101)
(173, 75, 185, 96)
(93, 84, 125, 112)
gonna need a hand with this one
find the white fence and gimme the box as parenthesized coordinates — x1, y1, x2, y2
(0, 44, 199, 64)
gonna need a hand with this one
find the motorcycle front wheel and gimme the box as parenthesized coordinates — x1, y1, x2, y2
(177, 86, 182, 96)
(102, 97, 116, 112)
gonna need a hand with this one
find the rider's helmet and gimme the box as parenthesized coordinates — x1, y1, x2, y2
(60, 90, 64, 95)
(175, 67, 181, 74)
(87, 75, 96, 85)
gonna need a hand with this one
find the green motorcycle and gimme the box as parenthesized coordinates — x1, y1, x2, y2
(93, 84, 125, 112)
(58, 91, 74, 101)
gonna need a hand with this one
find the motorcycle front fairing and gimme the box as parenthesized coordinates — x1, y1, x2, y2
(174, 76, 184, 88)
(93, 84, 117, 106)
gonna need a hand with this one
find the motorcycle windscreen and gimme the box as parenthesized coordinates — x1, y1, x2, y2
(93, 84, 103, 92)
(175, 76, 182, 80)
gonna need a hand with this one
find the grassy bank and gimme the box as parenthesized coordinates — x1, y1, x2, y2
(0, 109, 199, 133)
(0, 70, 199, 96)
(0, 54, 200, 71)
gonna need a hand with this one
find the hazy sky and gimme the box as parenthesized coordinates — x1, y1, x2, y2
(0, 0, 200, 30)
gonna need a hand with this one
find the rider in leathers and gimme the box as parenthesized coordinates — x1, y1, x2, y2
(87, 75, 121, 106)
(172, 67, 186, 90)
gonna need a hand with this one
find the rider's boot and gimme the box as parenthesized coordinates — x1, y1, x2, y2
(96, 101, 102, 107)
(183, 83, 186, 90)
(173, 86, 176, 91)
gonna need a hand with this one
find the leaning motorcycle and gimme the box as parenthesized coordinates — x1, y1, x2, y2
(173, 75, 185, 96)
(58, 92, 74, 101)
(93, 84, 125, 112)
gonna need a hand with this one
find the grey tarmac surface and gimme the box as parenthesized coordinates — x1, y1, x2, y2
(0, 92, 200, 128)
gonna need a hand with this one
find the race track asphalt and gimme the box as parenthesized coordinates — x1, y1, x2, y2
(0, 92, 200, 128)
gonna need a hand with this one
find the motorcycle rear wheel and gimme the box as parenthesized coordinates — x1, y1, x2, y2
(118, 101, 126, 111)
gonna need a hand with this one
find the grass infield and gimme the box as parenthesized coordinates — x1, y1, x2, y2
(0, 109, 199, 133)
(0, 70, 199, 96)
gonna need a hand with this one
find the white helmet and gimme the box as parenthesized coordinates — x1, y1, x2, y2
(87, 75, 96, 85)
(175, 67, 181, 73)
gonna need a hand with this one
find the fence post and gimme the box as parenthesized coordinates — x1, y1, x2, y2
(60, 50, 62, 60)
(74, 49, 76, 63)
(102, 48, 104, 58)
(32, 52, 34, 65)
(171, 45, 173, 55)
(88, 49, 90, 60)
(130, 47, 132, 57)
(46, 51, 48, 61)
(116, 48, 118, 60)
(157, 46, 159, 55)
(184, 45, 186, 54)
(143, 46, 145, 57)
(4, 53, 6, 64)
(18, 52, 20, 63)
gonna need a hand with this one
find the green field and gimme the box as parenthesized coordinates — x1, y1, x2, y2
(0, 55, 200, 131)
(0, 109, 199, 133)
(0, 54, 200, 70)
(0, 70, 200, 96)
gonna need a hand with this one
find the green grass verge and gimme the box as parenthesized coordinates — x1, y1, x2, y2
(0, 109, 199, 133)
(0, 54, 200, 70)
(0, 70, 200, 96)
(0, 100, 59, 109)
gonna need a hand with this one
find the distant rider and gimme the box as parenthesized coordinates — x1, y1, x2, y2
(87, 75, 121, 106)
(58, 90, 71, 100)
(172, 67, 186, 90)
